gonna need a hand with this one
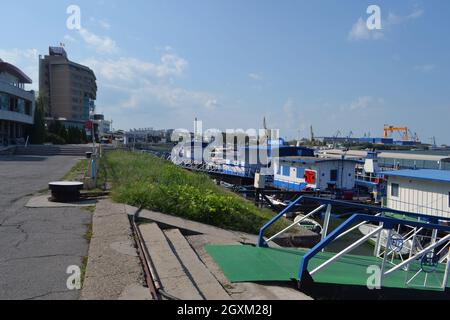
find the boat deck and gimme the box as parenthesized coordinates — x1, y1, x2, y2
(206, 245, 450, 291)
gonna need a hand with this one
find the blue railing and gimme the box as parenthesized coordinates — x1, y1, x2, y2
(297, 213, 450, 285)
(258, 196, 450, 247)
(257, 196, 450, 285)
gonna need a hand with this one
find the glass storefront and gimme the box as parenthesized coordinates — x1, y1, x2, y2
(0, 91, 32, 115)
(0, 92, 8, 110)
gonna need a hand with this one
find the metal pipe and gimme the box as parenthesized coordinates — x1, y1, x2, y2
(374, 222, 384, 257)
(311, 225, 383, 276)
(335, 212, 382, 241)
(380, 229, 393, 287)
(442, 247, 450, 289)
(321, 204, 332, 243)
(384, 233, 450, 276)
(266, 205, 326, 243)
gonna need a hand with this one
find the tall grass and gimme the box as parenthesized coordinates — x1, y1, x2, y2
(104, 150, 289, 235)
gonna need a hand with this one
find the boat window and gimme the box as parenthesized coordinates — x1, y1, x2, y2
(282, 165, 290, 177)
(330, 169, 338, 182)
(391, 183, 399, 197)
(296, 168, 305, 179)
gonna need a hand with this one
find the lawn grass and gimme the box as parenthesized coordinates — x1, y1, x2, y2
(103, 150, 290, 236)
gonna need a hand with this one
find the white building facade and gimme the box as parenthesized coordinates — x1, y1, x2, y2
(384, 169, 450, 219)
(0, 59, 35, 145)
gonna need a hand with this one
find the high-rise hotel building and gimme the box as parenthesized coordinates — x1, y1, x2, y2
(39, 47, 97, 128)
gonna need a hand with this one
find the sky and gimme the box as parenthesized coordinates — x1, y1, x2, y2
(1, 0, 450, 144)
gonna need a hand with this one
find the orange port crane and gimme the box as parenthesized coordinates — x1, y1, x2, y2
(383, 125, 411, 141)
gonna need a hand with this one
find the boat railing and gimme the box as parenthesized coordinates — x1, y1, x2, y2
(258, 195, 450, 248)
(258, 196, 450, 291)
(299, 213, 450, 290)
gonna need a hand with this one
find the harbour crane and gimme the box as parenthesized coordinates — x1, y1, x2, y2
(383, 125, 411, 141)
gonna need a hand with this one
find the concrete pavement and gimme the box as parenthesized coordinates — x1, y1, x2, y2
(81, 200, 151, 300)
(0, 155, 91, 300)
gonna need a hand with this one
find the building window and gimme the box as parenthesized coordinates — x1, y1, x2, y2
(330, 169, 338, 182)
(391, 183, 399, 197)
(282, 165, 291, 177)
(25, 101, 31, 115)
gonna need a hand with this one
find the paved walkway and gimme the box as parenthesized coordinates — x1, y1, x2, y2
(81, 200, 151, 300)
(0, 155, 91, 300)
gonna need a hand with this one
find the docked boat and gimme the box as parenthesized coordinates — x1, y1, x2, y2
(294, 214, 323, 234)
(266, 195, 289, 208)
(358, 223, 414, 256)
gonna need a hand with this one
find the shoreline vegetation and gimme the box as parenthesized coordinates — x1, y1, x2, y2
(103, 150, 290, 236)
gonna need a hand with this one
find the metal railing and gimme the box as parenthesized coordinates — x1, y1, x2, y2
(258, 196, 450, 248)
(257, 196, 450, 291)
(265, 205, 326, 244)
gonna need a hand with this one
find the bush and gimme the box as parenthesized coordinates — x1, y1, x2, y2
(46, 133, 66, 145)
(104, 151, 289, 236)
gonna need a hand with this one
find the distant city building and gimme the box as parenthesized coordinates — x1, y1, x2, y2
(125, 128, 175, 145)
(39, 47, 97, 128)
(89, 114, 112, 142)
(0, 59, 35, 145)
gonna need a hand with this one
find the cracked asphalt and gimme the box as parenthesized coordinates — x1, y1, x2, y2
(0, 155, 91, 300)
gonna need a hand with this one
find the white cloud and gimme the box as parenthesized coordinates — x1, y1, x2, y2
(83, 52, 218, 112)
(78, 28, 118, 54)
(63, 34, 77, 43)
(0, 48, 38, 65)
(281, 99, 308, 131)
(414, 64, 436, 73)
(83, 53, 188, 82)
(386, 7, 424, 25)
(109, 83, 218, 111)
(98, 20, 111, 30)
(348, 96, 384, 111)
(89, 17, 112, 30)
(0, 48, 40, 90)
(348, 18, 384, 41)
(249, 73, 263, 81)
(348, 6, 424, 41)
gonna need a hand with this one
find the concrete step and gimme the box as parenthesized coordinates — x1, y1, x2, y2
(139, 223, 203, 300)
(15, 145, 92, 156)
(163, 229, 231, 300)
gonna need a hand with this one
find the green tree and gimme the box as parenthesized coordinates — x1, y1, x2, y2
(30, 95, 47, 144)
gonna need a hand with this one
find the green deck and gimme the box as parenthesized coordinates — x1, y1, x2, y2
(205, 245, 450, 291)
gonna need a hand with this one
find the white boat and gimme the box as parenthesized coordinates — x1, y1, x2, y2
(358, 224, 415, 256)
(266, 195, 289, 207)
(294, 214, 323, 234)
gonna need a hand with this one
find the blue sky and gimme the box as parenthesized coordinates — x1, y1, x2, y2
(1, 0, 450, 144)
